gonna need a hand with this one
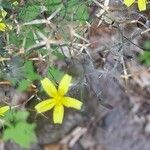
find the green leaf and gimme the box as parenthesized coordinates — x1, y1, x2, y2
(9, 31, 23, 48)
(144, 40, 150, 51)
(73, 4, 89, 21)
(3, 110, 36, 148)
(46, 0, 62, 11)
(14, 111, 29, 122)
(61, 0, 89, 22)
(52, 48, 65, 60)
(3, 110, 29, 124)
(4, 60, 40, 91)
(17, 79, 31, 92)
(24, 28, 35, 49)
(9, 27, 35, 49)
(139, 51, 150, 66)
(48, 67, 64, 82)
(3, 122, 36, 149)
(19, 5, 40, 21)
(24, 61, 40, 81)
(45, 0, 89, 22)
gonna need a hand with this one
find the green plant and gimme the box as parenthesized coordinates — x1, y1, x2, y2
(139, 51, 150, 66)
(2, 58, 40, 91)
(47, 66, 64, 83)
(139, 41, 150, 66)
(2, 110, 36, 149)
(17, 60, 41, 91)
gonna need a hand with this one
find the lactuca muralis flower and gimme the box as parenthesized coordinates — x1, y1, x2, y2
(35, 74, 83, 124)
(0, 7, 10, 31)
(0, 23, 7, 31)
(124, 0, 147, 11)
(0, 106, 10, 116)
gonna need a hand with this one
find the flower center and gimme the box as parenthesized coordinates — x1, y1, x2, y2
(55, 95, 63, 105)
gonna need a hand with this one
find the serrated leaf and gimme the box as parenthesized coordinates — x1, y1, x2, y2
(52, 49, 65, 60)
(17, 79, 31, 91)
(139, 51, 150, 66)
(24, 61, 40, 81)
(3, 110, 36, 148)
(9, 31, 24, 48)
(4, 110, 29, 124)
(45, 0, 89, 22)
(48, 67, 64, 82)
(74, 4, 89, 21)
(46, 0, 61, 11)
(14, 111, 29, 122)
(60, 0, 89, 22)
(3, 122, 36, 148)
(144, 40, 150, 51)
(19, 5, 40, 21)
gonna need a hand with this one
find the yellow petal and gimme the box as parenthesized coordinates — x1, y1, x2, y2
(124, 0, 135, 6)
(53, 104, 64, 124)
(41, 78, 58, 97)
(138, 0, 146, 11)
(35, 99, 55, 113)
(0, 106, 10, 116)
(62, 97, 82, 110)
(58, 74, 72, 96)
(0, 23, 6, 31)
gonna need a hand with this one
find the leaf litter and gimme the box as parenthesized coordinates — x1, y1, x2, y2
(0, 0, 150, 150)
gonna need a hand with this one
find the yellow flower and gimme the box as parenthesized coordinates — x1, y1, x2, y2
(35, 74, 83, 124)
(0, 8, 10, 32)
(0, 22, 7, 31)
(124, 0, 147, 11)
(0, 106, 10, 116)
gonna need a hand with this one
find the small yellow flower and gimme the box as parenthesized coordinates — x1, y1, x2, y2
(0, 8, 10, 32)
(124, 0, 147, 11)
(0, 106, 10, 116)
(35, 74, 83, 124)
(0, 22, 7, 31)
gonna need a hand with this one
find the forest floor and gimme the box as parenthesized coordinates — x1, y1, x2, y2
(0, 0, 150, 150)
